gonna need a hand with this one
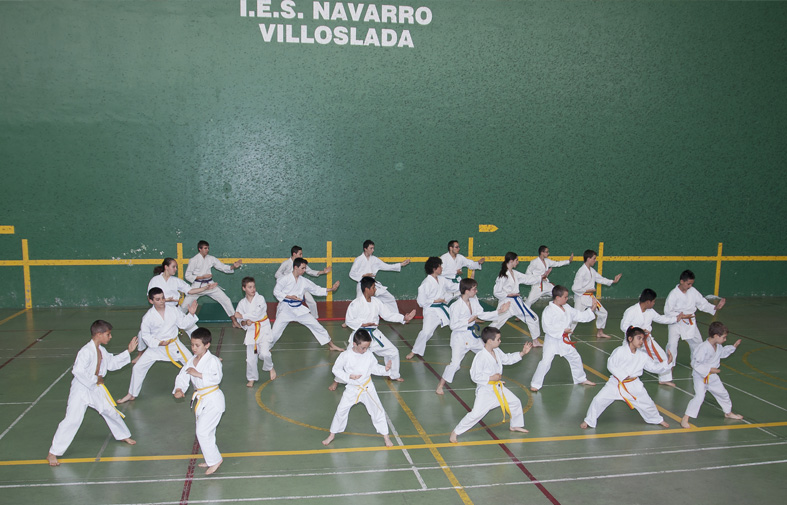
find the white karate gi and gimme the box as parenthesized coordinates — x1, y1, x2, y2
(410, 275, 456, 357)
(571, 265, 614, 330)
(439, 252, 483, 295)
(49, 341, 132, 456)
(663, 285, 718, 366)
(345, 295, 406, 380)
(275, 258, 322, 318)
(173, 351, 225, 467)
(327, 347, 391, 436)
(271, 273, 331, 347)
(620, 303, 675, 382)
(490, 270, 542, 340)
(453, 347, 525, 435)
(583, 344, 672, 428)
(235, 293, 273, 381)
(183, 253, 236, 317)
(440, 297, 498, 384)
(524, 257, 570, 305)
(684, 340, 736, 418)
(127, 306, 198, 397)
(349, 253, 404, 313)
(147, 273, 198, 341)
(530, 302, 595, 390)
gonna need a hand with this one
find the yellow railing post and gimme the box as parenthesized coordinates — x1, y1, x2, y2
(22, 239, 32, 309)
(177, 242, 184, 279)
(468, 237, 475, 278)
(326, 241, 333, 302)
(596, 241, 604, 299)
(714, 242, 723, 297)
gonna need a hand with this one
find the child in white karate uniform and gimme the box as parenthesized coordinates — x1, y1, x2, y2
(571, 249, 622, 338)
(274, 245, 331, 319)
(407, 257, 457, 360)
(47, 320, 138, 466)
(524, 245, 573, 306)
(183, 240, 243, 328)
(322, 329, 394, 447)
(349, 239, 410, 313)
(489, 252, 545, 346)
(680, 321, 743, 429)
(234, 276, 275, 386)
(450, 326, 532, 443)
(174, 328, 226, 475)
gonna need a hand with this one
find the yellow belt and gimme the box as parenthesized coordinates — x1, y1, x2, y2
(99, 383, 125, 419)
(583, 291, 603, 311)
(616, 376, 637, 409)
(253, 316, 269, 353)
(165, 340, 188, 369)
(354, 377, 372, 405)
(191, 385, 220, 412)
(489, 380, 511, 422)
(704, 373, 710, 384)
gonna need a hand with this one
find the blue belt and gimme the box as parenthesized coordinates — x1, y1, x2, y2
(468, 323, 481, 338)
(195, 278, 213, 285)
(284, 298, 303, 307)
(509, 295, 536, 320)
(361, 326, 384, 347)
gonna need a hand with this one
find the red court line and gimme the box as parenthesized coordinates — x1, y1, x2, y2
(387, 324, 561, 505)
(0, 330, 53, 371)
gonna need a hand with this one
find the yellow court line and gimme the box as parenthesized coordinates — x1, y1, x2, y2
(0, 225, 15, 234)
(385, 380, 475, 505)
(741, 348, 787, 385)
(5, 421, 786, 467)
(722, 363, 787, 391)
(505, 320, 532, 338)
(0, 308, 29, 326)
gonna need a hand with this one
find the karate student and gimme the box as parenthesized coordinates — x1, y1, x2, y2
(680, 321, 743, 429)
(664, 269, 726, 367)
(183, 240, 243, 329)
(234, 276, 275, 386)
(349, 239, 410, 313)
(524, 245, 574, 306)
(271, 257, 344, 353)
(274, 245, 331, 319)
(117, 288, 198, 403)
(147, 258, 214, 341)
(439, 240, 485, 295)
(322, 329, 394, 448)
(406, 256, 457, 360)
(449, 327, 533, 443)
(173, 328, 225, 475)
(620, 289, 686, 387)
(581, 327, 674, 429)
(530, 285, 597, 392)
(436, 278, 510, 395)
(332, 276, 415, 388)
(571, 249, 622, 338)
(489, 252, 547, 346)
(47, 320, 138, 467)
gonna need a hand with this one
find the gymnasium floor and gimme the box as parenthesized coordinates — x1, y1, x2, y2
(0, 297, 785, 504)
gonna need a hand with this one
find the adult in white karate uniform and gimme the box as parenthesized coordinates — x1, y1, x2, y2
(271, 257, 343, 353)
(173, 328, 226, 475)
(340, 276, 415, 384)
(436, 278, 509, 395)
(530, 285, 598, 392)
(183, 240, 242, 328)
(620, 288, 685, 386)
(439, 240, 485, 295)
(450, 326, 533, 443)
(407, 256, 458, 360)
(571, 249, 622, 338)
(524, 245, 573, 306)
(234, 276, 275, 386)
(490, 252, 546, 345)
(274, 245, 331, 319)
(117, 288, 199, 403)
(349, 239, 410, 313)
(47, 320, 138, 466)
(664, 269, 726, 368)
(582, 327, 674, 429)
(680, 321, 743, 428)
(322, 330, 395, 448)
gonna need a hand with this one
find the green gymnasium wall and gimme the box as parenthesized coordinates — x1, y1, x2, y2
(1, 0, 786, 308)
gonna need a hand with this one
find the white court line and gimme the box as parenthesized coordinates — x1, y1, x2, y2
(0, 402, 34, 406)
(385, 413, 427, 490)
(0, 366, 71, 441)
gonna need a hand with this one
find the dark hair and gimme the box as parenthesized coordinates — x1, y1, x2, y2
(639, 288, 657, 303)
(191, 327, 212, 345)
(459, 278, 477, 294)
(363, 239, 375, 250)
(290, 245, 302, 256)
(360, 276, 376, 292)
(481, 326, 500, 343)
(552, 285, 568, 298)
(680, 270, 696, 282)
(625, 326, 645, 342)
(154, 257, 176, 275)
(425, 256, 442, 275)
(198, 240, 209, 249)
(148, 287, 164, 300)
(242, 276, 255, 288)
(708, 321, 728, 338)
(538, 245, 548, 255)
(91, 319, 113, 335)
(293, 257, 308, 269)
(583, 250, 597, 262)
(353, 328, 372, 345)
(447, 240, 459, 250)
(498, 252, 518, 278)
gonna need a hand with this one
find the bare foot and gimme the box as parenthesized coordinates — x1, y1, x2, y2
(532, 339, 543, 348)
(322, 433, 335, 446)
(131, 350, 145, 364)
(46, 453, 60, 466)
(391, 377, 404, 382)
(449, 431, 458, 443)
(383, 435, 393, 447)
(122, 438, 136, 445)
(680, 416, 691, 429)
(199, 462, 208, 467)
(596, 331, 612, 339)
(580, 422, 589, 429)
(659, 381, 676, 387)
(510, 427, 529, 433)
(116, 394, 135, 404)
(580, 380, 596, 387)
(435, 386, 444, 395)
(246, 380, 255, 388)
(327, 341, 344, 352)
(530, 387, 539, 392)
(269, 369, 277, 381)
(725, 412, 743, 420)
(328, 381, 338, 391)
(659, 421, 670, 428)
(205, 460, 222, 475)
(405, 352, 415, 360)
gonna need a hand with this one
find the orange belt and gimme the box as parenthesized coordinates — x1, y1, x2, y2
(704, 373, 710, 384)
(616, 376, 637, 409)
(644, 335, 663, 362)
(683, 315, 695, 326)
(562, 331, 575, 347)
(253, 316, 269, 353)
(583, 291, 603, 311)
